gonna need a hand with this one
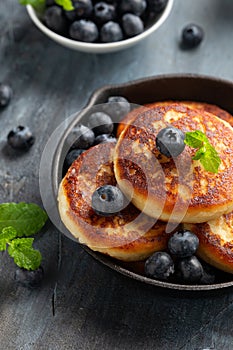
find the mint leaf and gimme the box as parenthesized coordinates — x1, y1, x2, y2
(19, 0, 46, 11)
(0, 202, 48, 237)
(199, 145, 221, 174)
(200, 154, 221, 174)
(54, 0, 74, 11)
(184, 130, 221, 173)
(192, 146, 206, 160)
(19, 0, 74, 11)
(0, 227, 17, 251)
(19, 0, 44, 5)
(8, 238, 42, 270)
(184, 130, 209, 149)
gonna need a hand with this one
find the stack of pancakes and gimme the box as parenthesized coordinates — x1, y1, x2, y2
(58, 101, 233, 274)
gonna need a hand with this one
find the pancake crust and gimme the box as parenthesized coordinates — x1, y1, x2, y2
(114, 103, 233, 223)
(58, 143, 171, 261)
(116, 101, 233, 137)
(184, 213, 233, 274)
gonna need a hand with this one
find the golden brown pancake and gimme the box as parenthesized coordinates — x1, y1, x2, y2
(184, 213, 233, 274)
(114, 103, 233, 224)
(116, 101, 233, 137)
(58, 143, 171, 261)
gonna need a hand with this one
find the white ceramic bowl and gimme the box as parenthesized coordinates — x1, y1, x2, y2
(26, 1, 174, 54)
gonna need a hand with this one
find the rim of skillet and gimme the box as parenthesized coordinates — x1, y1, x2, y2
(52, 73, 233, 292)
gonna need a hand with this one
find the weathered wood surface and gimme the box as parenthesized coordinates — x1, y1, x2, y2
(1, 0, 233, 349)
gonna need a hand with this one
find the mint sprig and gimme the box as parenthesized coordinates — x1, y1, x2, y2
(0, 202, 48, 237)
(19, 0, 74, 11)
(8, 237, 42, 271)
(0, 227, 18, 251)
(0, 203, 47, 270)
(53, 0, 74, 11)
(0, 227, 42, 270)
(184, 130, 221, 173)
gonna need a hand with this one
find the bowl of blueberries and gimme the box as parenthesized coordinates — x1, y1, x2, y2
(39, 74, 233, 292)
(26, 0, 174, 53)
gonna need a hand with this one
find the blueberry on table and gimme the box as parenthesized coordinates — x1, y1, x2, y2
(100, 21, 123, 42)
(72, 0, 93, 18)
(181, 23, 204, 49)
(7, 126, 35, 150)
(70, 124, 95, 149)
(122, 14, 144, 37)
(177, 256, 203, 283)
(87, 112, 114, 135)
(14, 266, 44, 288)
(145, 251, 174, 280)
(64, 149, 85, 169)
(43, 6, 67, 34)
(91, 185, 125, 216)
(0, 83, 12, 107)
(119, 0, 147, 16)
(168, 230, 199, 258)
(147, 0, 168, 13)
(69, 19, 99, 42)
(94, 133, 117, 145)
(94, 2, 116, 24)
(156, 126, 185, 158)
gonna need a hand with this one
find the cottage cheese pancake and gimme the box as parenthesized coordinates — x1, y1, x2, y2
(116, 101, 233, 137)
(114, 103, 233, 223)
(185, 213, 233, 274)
(58, 143, 171, 261)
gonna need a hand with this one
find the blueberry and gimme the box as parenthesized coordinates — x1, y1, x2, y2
(168, 230, 199, 258)
(94, 2, 116, 25)
(199, 261, 216, 284)
(72, 0, 93, 18)
(70, 124, 95, 149)
(181, 23, 204, 49)
(104, 0, 117, 4)
(94, 134, 117, 145)
(119, 0, 147, 16)
(69, 20, 98, 42)
(156, 126, 185, 158)
(87, 112, 114, 135)
(177, 256, 203, 283)
(100, 21, 123, 42)
(103, 96, 131, 121)
(145, 252, 174, 280)
(147, 0, 168, 13)
(108, 96, 129, 104)
(64, 10, 77, 22)
(199, 269, 215, 285)
(14, 266, 44, 288)
(7, 126, 35, 150)
(91, 185, 124, 216)
(64, 149, 85, 168)
(0, 83, 12, 107)
(44, 6, 67, 34)
(122, 13, 144, 38)
(46, 0, 55, 6)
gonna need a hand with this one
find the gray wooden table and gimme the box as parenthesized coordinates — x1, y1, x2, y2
(1, 0, 233, 349)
